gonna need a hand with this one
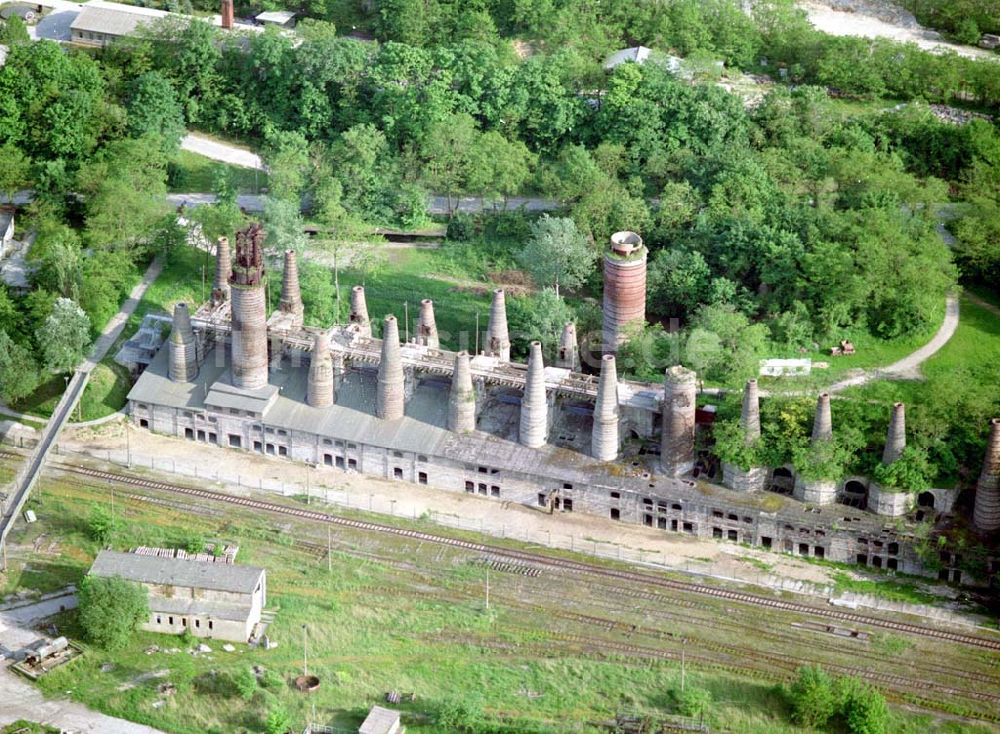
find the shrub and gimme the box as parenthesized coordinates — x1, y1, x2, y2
(77, 575, 149, 650)
(788, 666, 837, 728)
(87, 505, 114, 545)
(838, 677, 889, 734)
(233, 667, 258, 701)
(671, 685, 712, 717)
(264, 704, 291, 734)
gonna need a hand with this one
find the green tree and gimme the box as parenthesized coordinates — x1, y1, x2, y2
(0, 15, 30, 45)
(647, 249, 711, 319)
(517, 215, 594, 297)
(87, 505, 115, 545)
(420, 112, 477, 214)
(263, 130, 310, 202)
(838, 677, 889, 734)
(263, 197, 307, 255)
(125, 71, 185, 153)
(466, 131, 536, 209)
(671, 685, 712, 718)
(0, 329, 39, 404)
(871, 445, 933, 492)
(507, 288, 576, 362)
(788, 666, 838, 728)
(36, 298, 91, 373)
(77, 575, 149, 650)
(233, 667, 258, 701)
(686, 304, 770, 384)
(0, 143, 31, 200)
(264, 703, 291, 734)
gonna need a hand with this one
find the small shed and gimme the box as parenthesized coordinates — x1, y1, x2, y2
(255, 9, 295, 27)
(359, 706, 403, 734)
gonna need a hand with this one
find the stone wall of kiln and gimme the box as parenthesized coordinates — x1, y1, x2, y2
(127, 401, 966, 582)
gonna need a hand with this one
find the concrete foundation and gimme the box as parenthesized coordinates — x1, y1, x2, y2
(376, 316, 405, 420)
(591, 354, 620, 462)
(723, 464, 769, 493)
(417, 299, 440, 349)
(486, 289, 511, 362)
(660, 366, 696, 477)
(167, 303, 198, 383)
(974, 418, 1000, 532)
(448, 351, 476, 433)
(519, 341, 547, 448)
(869, 484, 914, 517)
(794, 477, 838, 505)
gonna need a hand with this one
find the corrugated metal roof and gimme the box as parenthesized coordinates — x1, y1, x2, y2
(70, 1, 170, 36)
(89, 550, 264, 594)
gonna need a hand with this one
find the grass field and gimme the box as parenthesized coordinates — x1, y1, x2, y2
(4, 469, 997, 734)
(168, 150, 266, 194)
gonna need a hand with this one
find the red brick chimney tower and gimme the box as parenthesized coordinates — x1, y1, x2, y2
(220, 0, 234, 29)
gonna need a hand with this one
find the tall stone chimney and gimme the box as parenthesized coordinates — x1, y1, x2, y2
(974, 419, 1000, 532)
(349, 286, 371, 337)
(660, 366, 696, 477)
(486, 289, 510, 362)
(212, 236, 231, 305)
(168, 303, 198, 382)
(591, 354, 620, 462)
(519, 341, 547, 448)
(229, 223, 268, 390)
(448, 351, 476, 433)
(602, 231, 647, 353)
(882, 402, 906, 465)
(417, 299, 439, 349)
(741, 378, 761, 444)
(556, 322, 579, 371)
(812, 393, 833, 442)
(220, 0, 233, 29)
(279, 249, 304, 328)
(306, 331, 334, 408)
(376, 315, 404, 420)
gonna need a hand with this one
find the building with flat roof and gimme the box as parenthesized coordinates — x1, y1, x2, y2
(69, 0, 262, 47)
(88, 549, 266, 642)
(359, 706, 403, 734)
(255, 9, 295, 27)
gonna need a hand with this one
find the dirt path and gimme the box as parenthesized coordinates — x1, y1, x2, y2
(180, 133, 264, 171)
(0, 597, 168, 734)
(966, 292, 1000, 318)
(798, 0, 997, 60)
(825, 293, 960, 391)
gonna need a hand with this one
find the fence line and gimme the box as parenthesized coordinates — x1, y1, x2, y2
(50, 445, 836, 599)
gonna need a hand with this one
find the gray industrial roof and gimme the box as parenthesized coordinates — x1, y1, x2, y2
(255, 9, 295, 24)
(89, 550, 264, 594)
(147, 596, 254, 621)
(359, 706, 401, 734)
(70, 0, 170, 36)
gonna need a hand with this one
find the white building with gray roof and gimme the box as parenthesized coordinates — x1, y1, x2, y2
(88, 549, 266, 642)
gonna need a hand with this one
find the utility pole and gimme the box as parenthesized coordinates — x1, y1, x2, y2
(475, 312, 479, 355)
(485, 566, 490, 610)
(681, 641, 686, 693)
(327, 525, 332, 574)
(302, 624, 308, 677)
(404, 301, 409, 343)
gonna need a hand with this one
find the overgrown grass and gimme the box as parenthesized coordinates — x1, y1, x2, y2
(9, 477, 995, 734)
(168, 149, 266, 194)
(830, 571, 940, 606)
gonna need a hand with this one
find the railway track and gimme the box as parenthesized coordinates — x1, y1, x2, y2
(40, 459, 1000, 653)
